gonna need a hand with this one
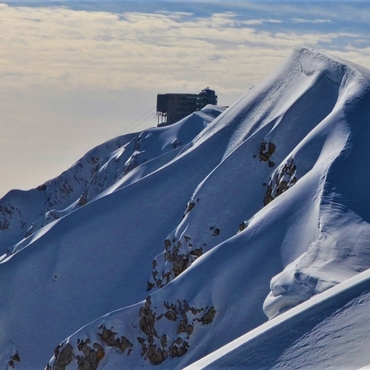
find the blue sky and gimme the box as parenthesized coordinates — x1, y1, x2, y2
(0, 1, 369, 197)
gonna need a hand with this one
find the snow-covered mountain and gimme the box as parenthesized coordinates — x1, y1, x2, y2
(1, 47, 370, 369)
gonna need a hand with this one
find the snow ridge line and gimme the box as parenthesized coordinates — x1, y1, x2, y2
(184, 266, 370, 369)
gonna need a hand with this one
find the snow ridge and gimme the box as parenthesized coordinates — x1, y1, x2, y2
(0, 48, 370, 369)
(0, 107, 223, 259)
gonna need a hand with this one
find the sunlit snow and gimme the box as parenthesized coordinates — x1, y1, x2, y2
(0, 47, 370, 369)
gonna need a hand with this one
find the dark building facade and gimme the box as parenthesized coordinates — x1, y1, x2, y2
(156, 88, 217, 126)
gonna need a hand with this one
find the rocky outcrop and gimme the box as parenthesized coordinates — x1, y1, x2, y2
(6, 351, 20, 369)
(48, 325, 133, 370)
(98, 326, 132, 354)
(50, 343, 74, 370)
(137, 297, 216, 366)
(48, 297, 216, 369)
(75, 339, 105, 370)
(263, 157, 298, 206)
(147, 196, 221, 292)
(257, 141, 276, 168)
(183, 198, 198, 218)
(147, 235, 199, 291)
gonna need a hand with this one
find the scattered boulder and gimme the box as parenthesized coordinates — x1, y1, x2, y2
(7, 351, 20, 369)
(189, 247, 203, 257)
(212, 228, 220, 236)
(76, 340, 105, 370)
(98, 326, 132, 353)
(37, 184, 48, 191)
(183, 201, 196, 218)
(199, 306, 217, 325)
(259, 141, 276, 163)
(52, 343, 74, 370)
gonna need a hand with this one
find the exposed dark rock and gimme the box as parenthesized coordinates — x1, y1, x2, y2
(59, 298, 217, 368)
(7, 352, 20, 369)
(171, 138, 182, 149)
(78, 194, 88, 206)
(98, 325, 132, 353)
(178, 322, 194, 337)
(212, 228, 220, 236)
(116, 337, 132, 353)
(164, 310, 178, 321)
(135, 298, 216, 365)
(276, 180, 289, 196)
(11, 352, 20, 363)
(37, 184, 48, 191)
(183, 201, 195, 218)
(75, 340, 105, 370)
(53, 343, 74, 370)
(239, 222, 247, 232)
(199, 306, 217, 325)
(169, 338, 189, 358)
(145, 344, 166, 365)
(160, 335, 167, 349)
(263, 157, 299, 206)
(139, 297, 158, 338)
(173, 254, 189, 277)
(0, 219, 9, 230)
(98, 326, 117, 346)
(146, 281, 155, 291)
(164, 239, 171, 250)
(189, 247, 203, 257)
(259, 141, 276, 163)
(149, 231, 209, 292)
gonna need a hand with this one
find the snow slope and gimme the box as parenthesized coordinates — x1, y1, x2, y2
(0, 47, 370, 369)
(184, 267, 370, 369)
(0, 106, 223, 255)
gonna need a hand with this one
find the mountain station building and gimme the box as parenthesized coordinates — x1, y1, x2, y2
(156, 88, 217, 126)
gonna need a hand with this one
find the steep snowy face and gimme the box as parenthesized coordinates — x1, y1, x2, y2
(263, 51, 370, 319)
(43, 49, 370, 370)
(146, 47, 368, 303)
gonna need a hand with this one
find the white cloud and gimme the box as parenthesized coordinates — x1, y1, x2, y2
(0, 3, 370, 197)
(0, 7, 367, 92)
(291, 18, 333, 24)
(267, 19, 283, 24)
(1, 6, 368, 98)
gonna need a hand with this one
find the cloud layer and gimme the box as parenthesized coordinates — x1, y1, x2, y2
(0, 1, 369, 198)
(1, 3, 369, 96)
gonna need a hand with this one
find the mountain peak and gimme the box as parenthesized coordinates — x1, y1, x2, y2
(1, 49, 370, 369)
(291, 46, 370, 81)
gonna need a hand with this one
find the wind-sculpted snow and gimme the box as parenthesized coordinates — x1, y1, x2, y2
(1, 48, 370, 369)
(185, 267, 370, 369)
(147, 48, 345, 296)
(0, 107, 222, 258)
(78, 107, 224, 204)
